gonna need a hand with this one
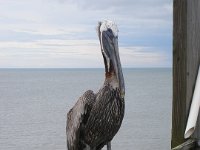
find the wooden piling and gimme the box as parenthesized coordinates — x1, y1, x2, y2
(172, 0, 200, 149)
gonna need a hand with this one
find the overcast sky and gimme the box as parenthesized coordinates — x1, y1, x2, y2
(0, 0, 172, 68)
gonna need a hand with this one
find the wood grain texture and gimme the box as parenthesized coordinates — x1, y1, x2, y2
(172, 0, 200, 149)
(172, 139, 196, 150)
(187, 0, 200, 140)
(172, 0, 187, 148)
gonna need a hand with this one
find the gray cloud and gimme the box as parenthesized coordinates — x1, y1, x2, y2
(63, 0, 170, 9)
(0, 0, 172, 68)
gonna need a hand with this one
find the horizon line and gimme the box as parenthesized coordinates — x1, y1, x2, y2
(0, 67, 172, 69)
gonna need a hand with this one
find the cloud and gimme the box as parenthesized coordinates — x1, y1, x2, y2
(120, 47, 169, 67)
(0, 0, 172, 68)
(0, 39, 168, 68)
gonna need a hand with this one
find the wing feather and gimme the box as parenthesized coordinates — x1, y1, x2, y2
(84, 86, 124, 149)
(66, 90, 95, 150)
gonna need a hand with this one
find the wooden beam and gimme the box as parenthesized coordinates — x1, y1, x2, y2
(172, 139, 196, 150)
(172, 0, 200, 149)
(172, 0, 187, 147)
(186, 0, 200, 140)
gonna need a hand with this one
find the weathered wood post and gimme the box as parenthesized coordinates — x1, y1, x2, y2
(172, 0, 200, 149)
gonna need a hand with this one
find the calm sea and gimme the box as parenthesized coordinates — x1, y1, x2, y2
(0, 68, 172, 150)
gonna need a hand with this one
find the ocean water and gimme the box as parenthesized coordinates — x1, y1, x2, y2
(0, 68, 172, 150)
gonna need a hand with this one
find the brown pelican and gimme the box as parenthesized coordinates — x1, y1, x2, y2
(66, 20, 125, 150)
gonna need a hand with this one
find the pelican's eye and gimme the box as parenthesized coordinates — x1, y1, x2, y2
(107, 28, 114, 39)
(107, 28, 112, 33)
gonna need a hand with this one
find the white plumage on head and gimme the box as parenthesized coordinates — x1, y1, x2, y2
(100, 20, 118, 37)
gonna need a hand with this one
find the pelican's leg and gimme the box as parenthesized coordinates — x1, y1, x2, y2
(107, 141, 111, 150)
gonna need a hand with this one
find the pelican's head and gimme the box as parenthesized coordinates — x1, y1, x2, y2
(97, 20, 125, 96)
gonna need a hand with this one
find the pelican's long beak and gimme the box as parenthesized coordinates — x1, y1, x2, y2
(97, 20, 125, 97)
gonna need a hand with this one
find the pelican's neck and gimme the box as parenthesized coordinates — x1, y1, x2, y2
(104, 72, 119, 90)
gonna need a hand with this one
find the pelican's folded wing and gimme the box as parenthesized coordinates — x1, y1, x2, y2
(66, 90, 95, 150)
